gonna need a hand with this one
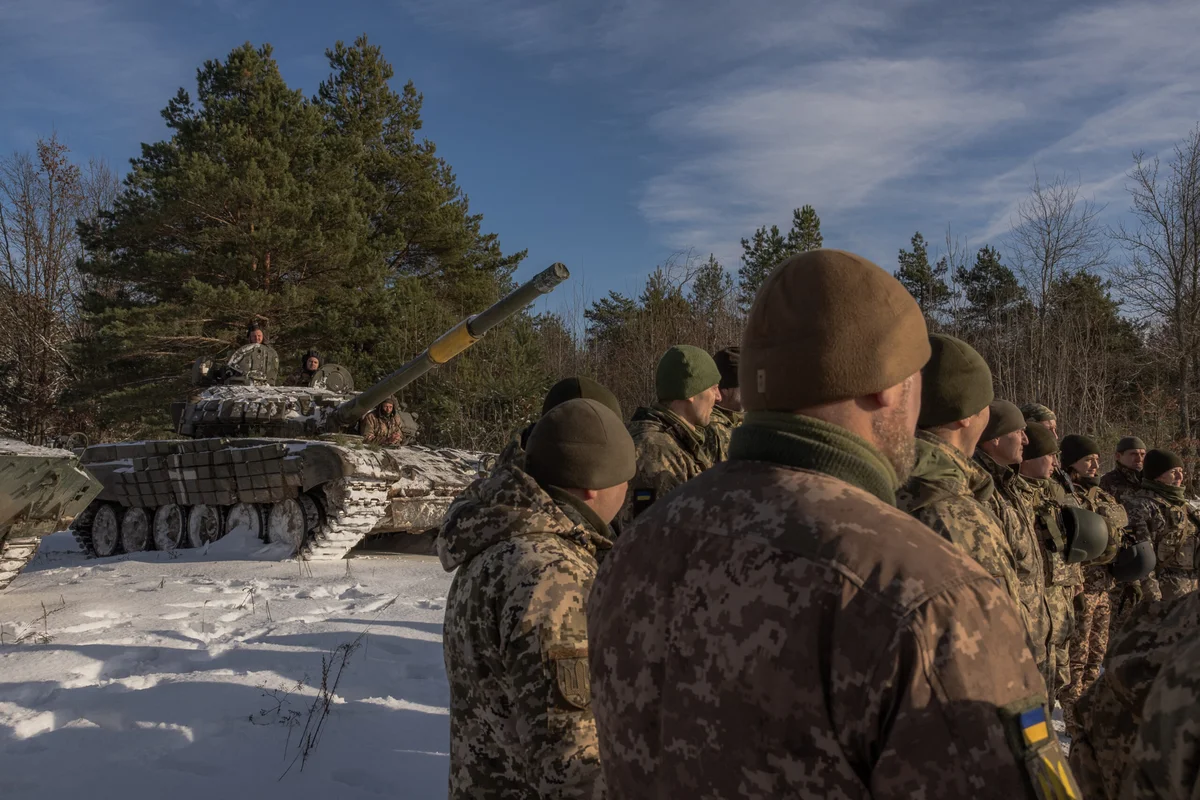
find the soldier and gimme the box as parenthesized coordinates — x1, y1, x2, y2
(589, 249, 1075, 798)
(1059, 434, 1127, 736)
(1101, 436, 1147, 502)
(705, 346, 743, 463)
(1070, 592, 1200, 799)
(1021, 402, 1058, 440)
(976, 400, 1054, 690)
(896, 334, 1025, 618)
(359, 395, 404, 446)
(624, 345, 719, 519)
(1127, 448, 1197, 603)
(246, 320, 264, 345)
(439, 398, 634, 799)
(493, 377, 622, 473)
(284, 350, 321, 386)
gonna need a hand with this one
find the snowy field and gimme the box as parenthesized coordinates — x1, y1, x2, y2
(0, 531, 455, 800)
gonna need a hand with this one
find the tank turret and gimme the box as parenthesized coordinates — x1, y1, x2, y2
(71, 263, 571, 561)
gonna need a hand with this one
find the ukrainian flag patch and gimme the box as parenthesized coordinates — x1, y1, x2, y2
(633, 489, 653, 502)
(1020, 706, 1050, 747)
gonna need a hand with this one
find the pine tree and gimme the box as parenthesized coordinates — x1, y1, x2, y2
(955, 245, 1025, 323)
(786, 205, 823, 253)
(895, 231, 952, 322)
(737, 205, 824, 310)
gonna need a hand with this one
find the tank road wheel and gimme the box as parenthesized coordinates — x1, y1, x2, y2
(267, 499, 308, 554)
(226, 503, 263, 540)
(120, 508, 151, 553)
(187, 505, 223, 548)
(153, 505, 187, 551)
(91, 505, 122, 557)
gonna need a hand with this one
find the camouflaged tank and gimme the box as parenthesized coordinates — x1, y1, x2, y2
(0, 439, 101, 589)
(70, 263, 569, 561)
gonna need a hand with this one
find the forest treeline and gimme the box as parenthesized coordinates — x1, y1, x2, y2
(4, 36, 1200, 481)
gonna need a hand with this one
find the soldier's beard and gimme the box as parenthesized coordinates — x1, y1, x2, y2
(872, 385, 917, 484)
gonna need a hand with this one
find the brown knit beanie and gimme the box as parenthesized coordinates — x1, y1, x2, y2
(525, 399, 636, 490)
(739, 249, 930, 411)
(1023, 424, 1060, 460)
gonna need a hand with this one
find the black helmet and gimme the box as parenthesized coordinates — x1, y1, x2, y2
(302, 349, 321, 369)
(1110, 540, 1156, 582)
(1061, 506, 1109, 564)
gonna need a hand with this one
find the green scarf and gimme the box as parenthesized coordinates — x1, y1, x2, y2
(729, 411, 899, 505)
(1075, 474, 1100, 489)
(1143, 478, 1186, 503)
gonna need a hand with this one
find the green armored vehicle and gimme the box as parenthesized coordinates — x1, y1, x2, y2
(0, 439, 101, 590)
(70, 263, 569, 561)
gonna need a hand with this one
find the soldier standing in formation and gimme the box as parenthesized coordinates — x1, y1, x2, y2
(896, 334, 1025, 620)
(1059, 434, 1127, 736)
(1104, 435, 1150, 639)
(588, 249, 1076, 798)
(438, 398, 634, 800)
(706, 346, 743, 463)
(492, 377, 622, 473)
(1127, 448, 1197, 603)
(359, 395, 405, 446)
(624, 345, 719, 519)
(284, 350, 321, 386)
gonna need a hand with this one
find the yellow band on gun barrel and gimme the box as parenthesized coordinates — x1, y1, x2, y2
(427, 320, 480, 364)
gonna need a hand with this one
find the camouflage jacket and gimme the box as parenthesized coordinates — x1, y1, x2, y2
(976, 451, 1052, 667)
(591, 416, 1069, 799)
(704, 404, 743, 464)
(359, 410, 404, 446)
(283, 369, 316, 387)
(1070, 593, 1200, 799)
(624, 405, 713, 520)
(1127, 483, 1199, 572)
(1022, 476, 1084, 588)
(1100, 465, 1143, 503)
(1070, 477, 1129, 593)
(437, 464, 611, 800)
(897, 432, 1024, 616)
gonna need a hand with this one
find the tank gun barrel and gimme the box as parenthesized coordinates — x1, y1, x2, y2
(333, 262, 570, 427)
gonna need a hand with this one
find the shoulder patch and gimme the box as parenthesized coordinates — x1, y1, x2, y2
(632, 487, 655, 518)
(548, 644, 590, 709)
(999, 697, 1081, 799)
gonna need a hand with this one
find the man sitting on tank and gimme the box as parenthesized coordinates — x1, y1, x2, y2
(246, 321, 265, 345)
(360, 396, 404, 446)
(285, 350, 321, 386)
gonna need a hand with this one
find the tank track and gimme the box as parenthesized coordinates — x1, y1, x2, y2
(303, 475, 394, 561)
(69, 502, 98, 558)
(0, 535, 41, 591)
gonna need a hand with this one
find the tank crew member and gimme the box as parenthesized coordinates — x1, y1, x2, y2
(246, 320, 265, 345)
(359, 395, 404, 446)
(285, 350, 321, 386)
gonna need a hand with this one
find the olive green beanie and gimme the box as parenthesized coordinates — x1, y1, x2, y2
(1021, 403, 1056, 423)
(525, 399, 636, 490)
(1024, 423, 1060, 460)
(1060, 434, 1100, 469)
(981, 400, 1026, 441)
(655, 345, 721, 402)
(1144, 449, 1184, 482)
(541, 376, 622, 419)
(1117, 436, 1147, 453)
(739, 249, 930, 411)
(918, 334, 994, 428)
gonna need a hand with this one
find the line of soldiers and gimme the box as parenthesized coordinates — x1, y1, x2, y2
(434, 248, 1200, 799)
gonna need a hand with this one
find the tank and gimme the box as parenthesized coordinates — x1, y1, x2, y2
(70, 263, 569, 561)
(0, 439, 101, 590)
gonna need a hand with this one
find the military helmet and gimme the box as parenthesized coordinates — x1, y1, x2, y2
(1109, 539, 1156, 582)
(1061, 506, 1109, 564)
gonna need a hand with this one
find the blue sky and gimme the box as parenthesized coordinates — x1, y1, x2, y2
(3, 0, 1199, 315)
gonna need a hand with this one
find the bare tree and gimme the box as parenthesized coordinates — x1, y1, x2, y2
(1112, 126, 1200, 463)
(0, 135, 117, 442)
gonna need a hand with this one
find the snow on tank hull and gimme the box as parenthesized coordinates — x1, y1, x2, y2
(0, 439, 101, 590)
(70, 436, 485, 561)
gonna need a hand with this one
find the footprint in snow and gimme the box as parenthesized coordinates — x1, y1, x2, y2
(416, 598, 445, 611)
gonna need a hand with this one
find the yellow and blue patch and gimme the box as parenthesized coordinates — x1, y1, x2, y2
(1020, 706, 1050, 746)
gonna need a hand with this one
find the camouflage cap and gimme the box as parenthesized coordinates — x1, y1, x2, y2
(1021, 402, 1056, 423)
(655, 345, 721, 402)
(1060, 434, 1100, 469)
(712, 347, 740, 390)
(1117, 436, 1147, 453)
(526, 398, 636, 490)
(918, 334, 994, 428)
(981, 400, 1025, 441)
(1023, 423, 1059, 460)
(739, 249, 930, 411)
(1144, 449, 1184, 482)
(541, 376, 622, 419)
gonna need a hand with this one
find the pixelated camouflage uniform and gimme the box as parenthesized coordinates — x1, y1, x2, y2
(591, 414, 1074, 799)
(1070, 592, 1200, 799)
(1122, 613, 1200, 798)
(977, 450, 1054, 691)
(359, 397, 404, 446)
(897, 432, 1026, 620)
(1103, 465, 1150, 640)
(704, 404, 744, 464)
(1101, 465, 1143, 502)
(1061, 477, 1128, 736)
(1127, 482, 1198, 602)
(623, 404, 713, 521)
(437, 464, 611, 800)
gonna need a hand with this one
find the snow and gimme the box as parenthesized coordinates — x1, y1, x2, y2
(0, 532, 455, 800)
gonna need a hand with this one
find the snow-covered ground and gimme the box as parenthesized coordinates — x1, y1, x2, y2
(0, 531, 455, 800)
